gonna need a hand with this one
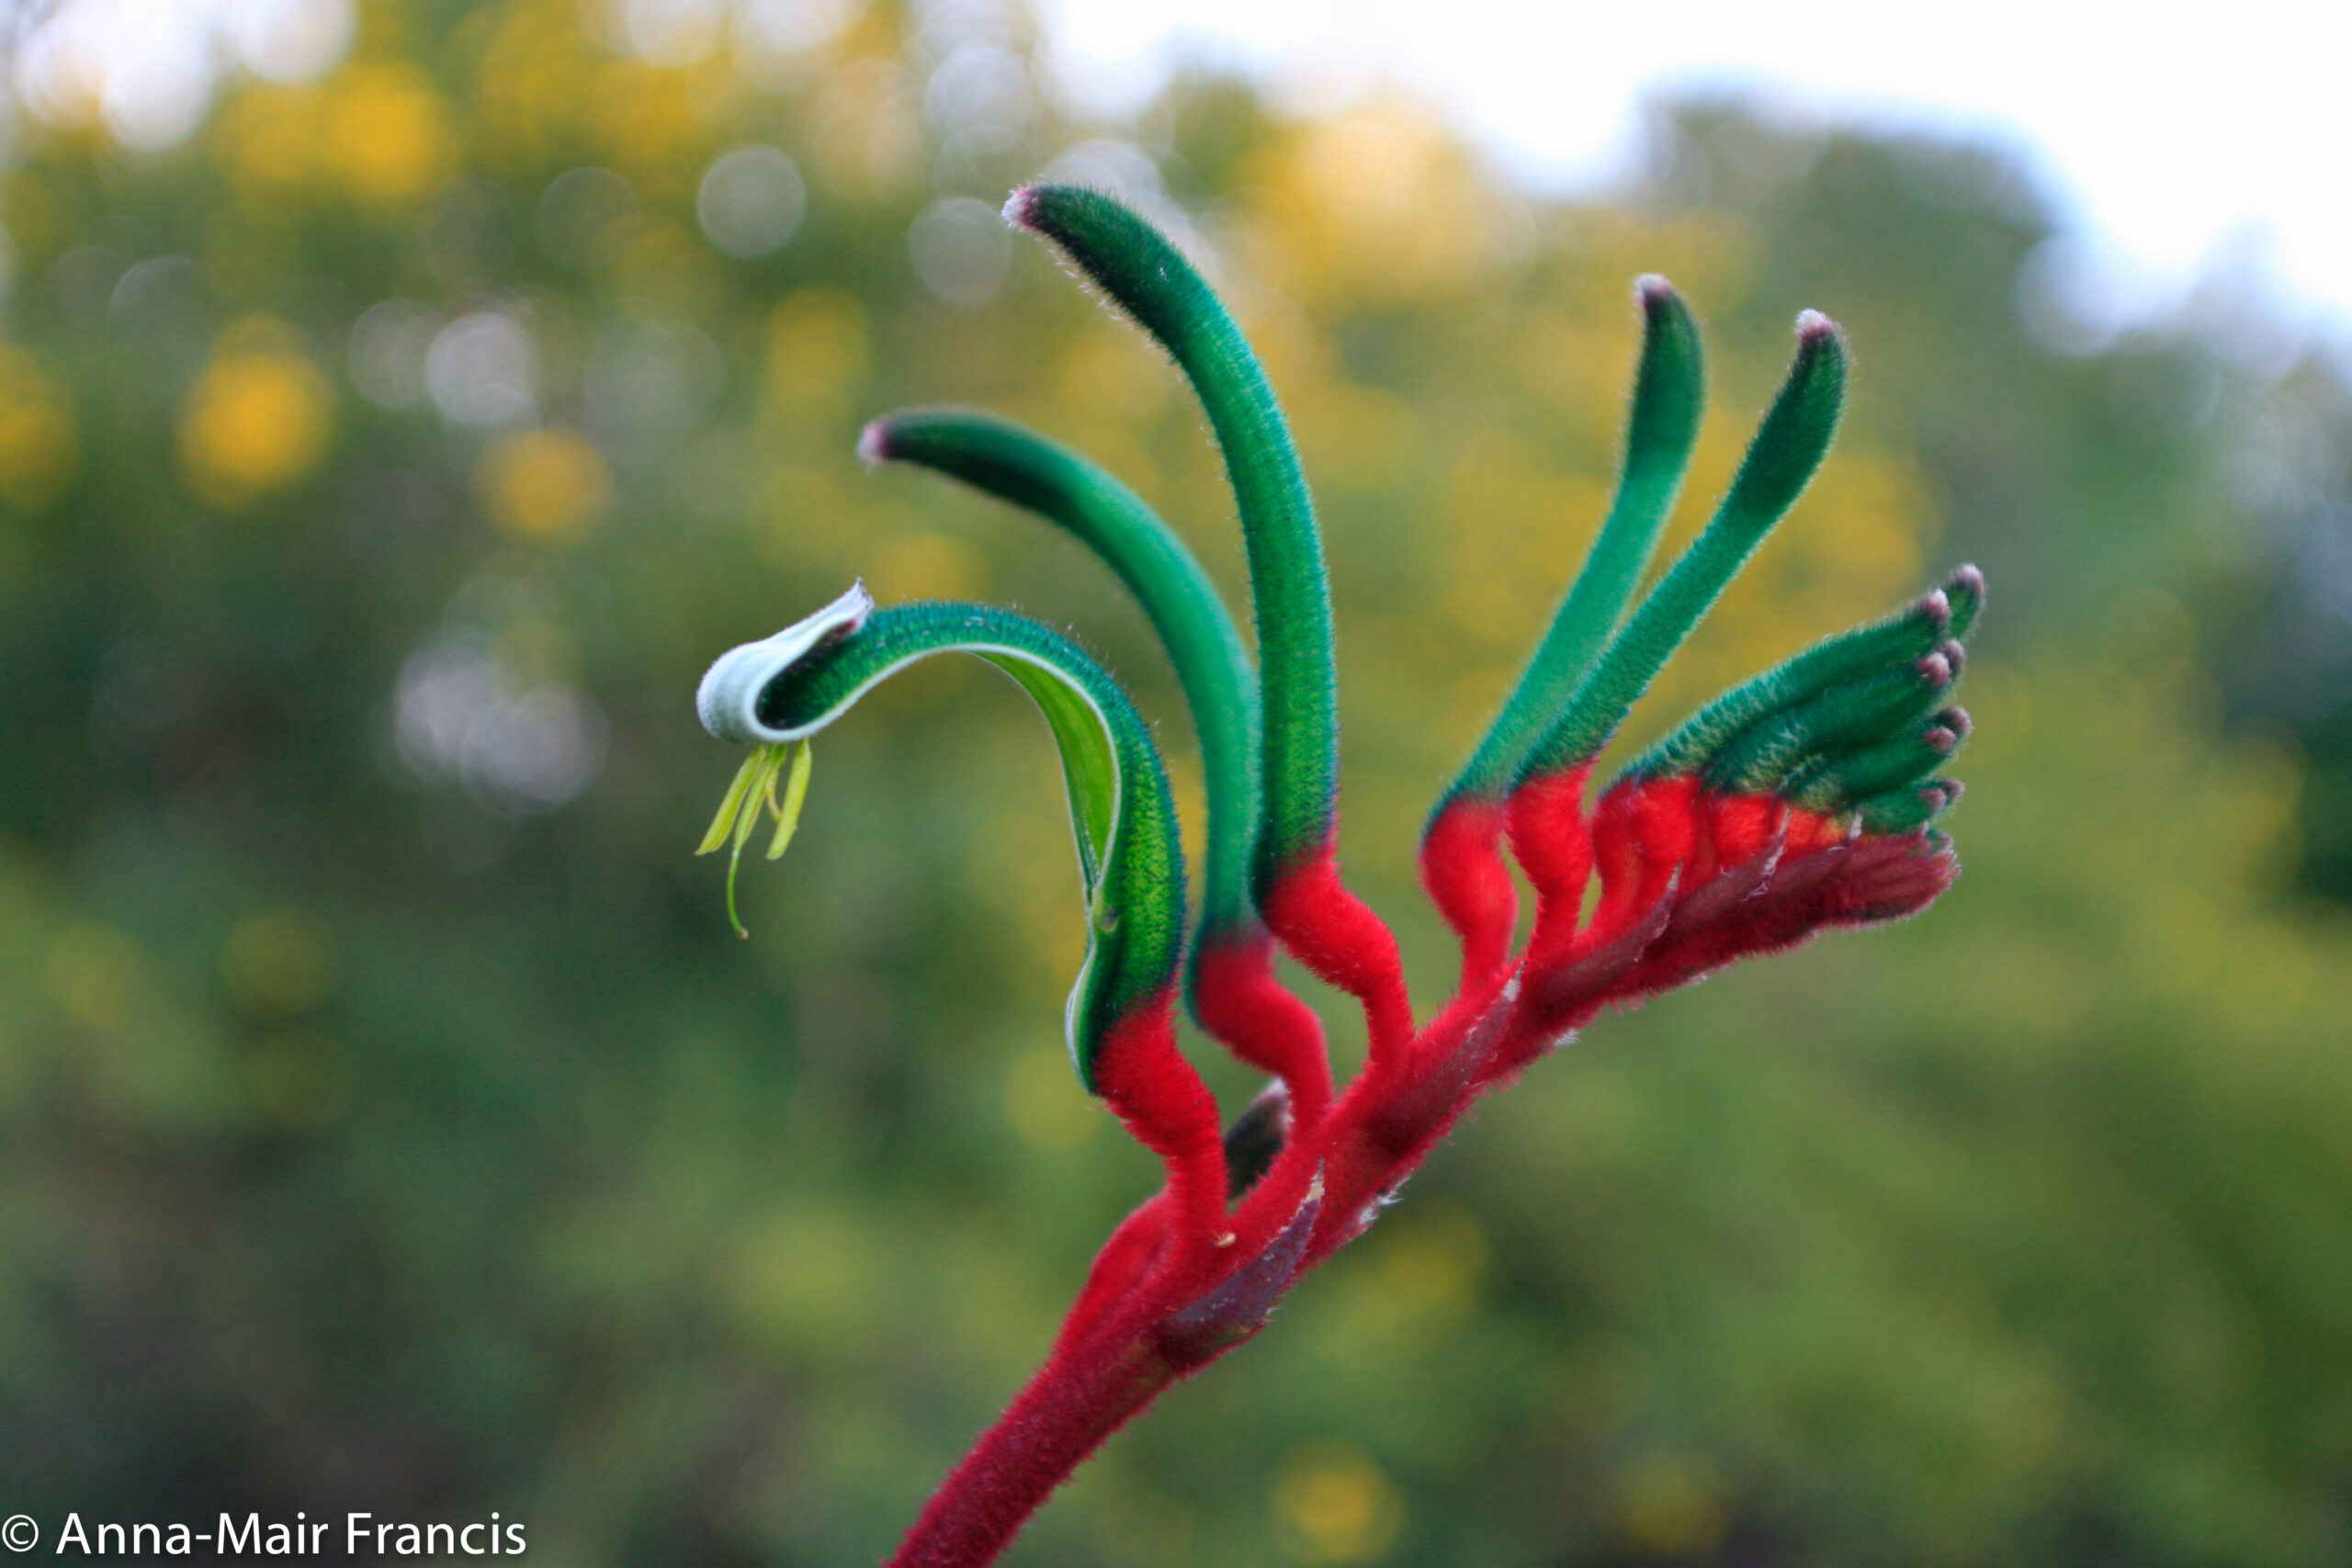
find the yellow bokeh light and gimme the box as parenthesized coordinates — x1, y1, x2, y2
(1615, 1451, 1730, 1556)
(213, 85, 323, 191)
(47, 921, 146, 1033)
(323, 62, 454, 206)
(244, 1031, 347, 1130)
(589, 59, 709, 181)
(866, 531, 990, 604)
(0, 344, 80, 511)
(1251, 105, 1519, 303)
(477, 428, 612, 543)
(1272, 1440, 1405, 1563)
(220, 910, 340, 1021)
(178, 320, 334, 508)
(764, 288, 874, 416)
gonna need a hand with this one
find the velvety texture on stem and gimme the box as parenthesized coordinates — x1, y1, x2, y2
(1517, 310, 1849, 781)
(1423, 276, 1702, 984)
(1005, 186, 1412, 1070)
(859, 409, 1261, 950)
(700, 188, 1987, 1567)
(698, 595, 1227, 1243)
(857, 409, 1342, 1122)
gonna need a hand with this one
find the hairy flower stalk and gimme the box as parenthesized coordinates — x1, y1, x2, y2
(695, 187, 1982, 1568)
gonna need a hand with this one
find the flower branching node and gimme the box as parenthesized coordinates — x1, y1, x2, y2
(694, 185, 1982, 1568)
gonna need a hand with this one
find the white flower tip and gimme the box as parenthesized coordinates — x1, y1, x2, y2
(1795, 308, 1840, 343)
(696, 582, 875, 744)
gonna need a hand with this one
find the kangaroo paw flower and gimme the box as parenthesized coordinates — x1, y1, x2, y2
(699, 186, 1985, 1568)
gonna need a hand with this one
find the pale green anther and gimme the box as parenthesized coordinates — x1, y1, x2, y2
(697, 747, 769, 857)
(697, 739, 813, 938)
(768, 739, 814, 859)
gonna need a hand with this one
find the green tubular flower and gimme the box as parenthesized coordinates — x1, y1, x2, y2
(1007, 185, 1415, 1073)
(1419, 276, 1702, 984)
(1005, 185, 1336, 898)
(1515, 310, 1849, 784)
(857, 409, 1264, 964)
(1437, 276, 1705, 814)
(697, 586, 1185, 1093)
(693, 184, 1988, 1568)
(1625, 565, 1983, 784)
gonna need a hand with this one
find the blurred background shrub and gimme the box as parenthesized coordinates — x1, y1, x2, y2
(1, 2, 2348, 1564)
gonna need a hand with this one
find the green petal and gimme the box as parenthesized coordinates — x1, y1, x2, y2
(700, 594, 1186, 1093)
(1439, 276, 1703, 811)
(1517, 311, 1848, 780)
(864, 408, 1263, 950)
(1010, 185, 1338, 894)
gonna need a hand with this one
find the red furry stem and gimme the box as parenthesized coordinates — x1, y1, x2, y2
(888, 1329, 1178, 1568)
(1595, 776, 1701, 935)
(1420, 796, 1519, 990)
(1055, 1196, 1172, 1354)
(1293, 980, 1514, 1271)
(1259, 840, 1416, 1071)
(1091, 998, 1230, 1250)
(1192, 926, 1337, 1131)
(1507, 764, 1595, 972)
(1594, 829, 1957, 1005)
(900, 1168, 1324, 1568)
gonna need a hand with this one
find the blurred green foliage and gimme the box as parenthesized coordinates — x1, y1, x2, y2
(2, 3, 2349, 1565)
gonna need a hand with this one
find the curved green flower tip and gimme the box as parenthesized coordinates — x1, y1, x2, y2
(1436, 274, 1705, 815)
(1627, 571, 1980, 783)
(700, 592, 1186, 1092)
(1856, 778, 1962, 836)
(1515, 310, 1849, 780)
(1724, 310, 1848, 530)
(1702, 646, 1959, 795)
(1783, 707, 1968, 816)
(1001, 185, 1218, 358)
(1006, 183, 1340, 897)
(697, 582, 875, 744)
(858, 406, 1264, 943)
(1942, 563, 1986, 639)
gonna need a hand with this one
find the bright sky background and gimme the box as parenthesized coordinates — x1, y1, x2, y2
(13, 0, 2351, 349)
(1036, 0, 2352, 344)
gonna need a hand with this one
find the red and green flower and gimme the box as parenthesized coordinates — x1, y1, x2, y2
(696, 186, 1981, 1568)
